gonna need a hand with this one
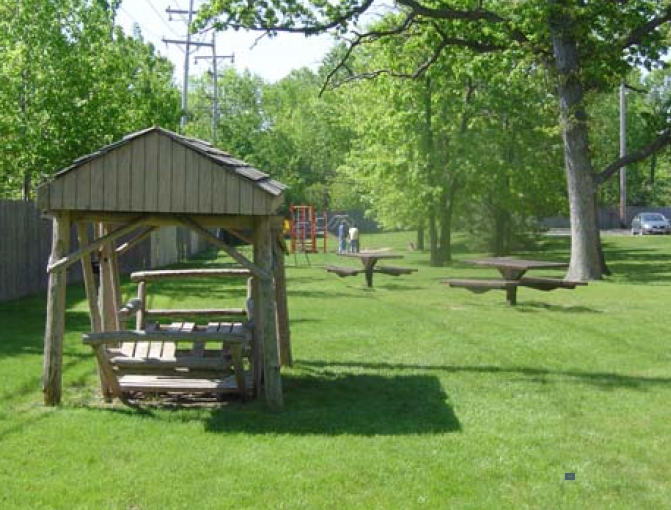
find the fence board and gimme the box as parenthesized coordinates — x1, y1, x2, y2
(0, 200, 156, 303)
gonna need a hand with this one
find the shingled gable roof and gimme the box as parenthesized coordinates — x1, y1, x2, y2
(37, 126, 286, 216)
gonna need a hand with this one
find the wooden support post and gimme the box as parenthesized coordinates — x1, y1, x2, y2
(136, 280, 147, 330)
(247, 277, 263, 398)
(76, 223, 102, 334)
(106, 224, 123, 316)
(273, 236, 292, 367)
(43, 212, 70, 406)
(254, 217, 283, 411)
(506, 286, 518, 306)
(98, 223, 118, 332)
(77, 223, 111, 398)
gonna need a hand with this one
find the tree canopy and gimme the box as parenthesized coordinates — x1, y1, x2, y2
(0, 0, 180, 198)
(197, 0, 671, 279)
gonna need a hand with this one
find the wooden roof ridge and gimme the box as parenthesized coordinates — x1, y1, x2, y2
(49, 126, 286, 196)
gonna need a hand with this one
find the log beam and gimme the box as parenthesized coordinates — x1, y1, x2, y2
(254, 217, 283, 411)
(43, 212, 71, 405)
(116, 226, 156, 256)
(178, 215, 272, 281)
(274, 233, 292, 367)
(47, 215, 148, 273)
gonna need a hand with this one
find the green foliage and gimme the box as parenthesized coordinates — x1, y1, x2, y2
(187, 66, 355, 208)
(0, 0, 180, 198)
(590, 68, 671, 207)
(334, 22, 564, 258)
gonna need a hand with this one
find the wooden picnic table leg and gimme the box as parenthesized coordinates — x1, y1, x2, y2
(505, 285, 517, 306)
(498, 268, 526, 280)
(363, 258, 377, 287)
(499, 268, 525, 306)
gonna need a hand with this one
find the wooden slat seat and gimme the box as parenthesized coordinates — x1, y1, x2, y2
(117, 373, 254, 395)
(518, 277, 587, 290)
(83, 321, 251, 400)
(374, 266, 418, 276)
(324, 265, 363, 277)
(443, 278, 523, 292)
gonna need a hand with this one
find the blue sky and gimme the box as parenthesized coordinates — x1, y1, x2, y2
(117, 0, 336, 84)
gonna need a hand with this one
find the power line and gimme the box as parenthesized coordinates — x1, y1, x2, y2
(145, 0, 183, 37)
(119, 5, 164, 41)
(164, 2, 234, 140)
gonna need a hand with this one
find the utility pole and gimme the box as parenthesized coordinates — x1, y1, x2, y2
(164, 4, 233, 140)
(164, 0, 196, 132)
(619, 82, 627, 228)
(195, 31, 234, 144)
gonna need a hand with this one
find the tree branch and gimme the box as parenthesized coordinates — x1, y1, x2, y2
(595, 128, 671, 184)
(397, 0, 506, 23)
(621, 7, 671, 48)
(320, 18, 508, 95)
(320, 13, 419, 95)
(398, 0, 535, 50)
(208, 0, 376, 36)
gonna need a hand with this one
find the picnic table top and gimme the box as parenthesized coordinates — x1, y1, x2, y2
(339, 251, 403, 261)
(463, 257, 568, 272)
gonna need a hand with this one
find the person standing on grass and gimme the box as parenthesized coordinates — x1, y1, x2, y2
(338, 220, 347, 254)
(349, 224, 360, 253)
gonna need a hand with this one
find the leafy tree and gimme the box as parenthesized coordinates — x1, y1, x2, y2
(0, 0, 180, 198)
(338, 36, 563, 264)
(188, 66, 355, 207)
(197, 0, 671, 280)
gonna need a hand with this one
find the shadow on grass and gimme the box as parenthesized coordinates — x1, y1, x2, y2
(85, 373, 461, 436)
(601, 247, 671, 284)
(288, 289, 372, 299)
(596, 239, 671, 284)
(297, 360, 671, 392)
(204, 373, 460, 436)
(513, 302, 602, 314)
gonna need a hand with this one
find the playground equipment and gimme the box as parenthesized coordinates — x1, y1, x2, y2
(289, 205, 327, 253)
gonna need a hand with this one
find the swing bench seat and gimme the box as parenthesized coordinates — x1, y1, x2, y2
(83, 321, 253, 401)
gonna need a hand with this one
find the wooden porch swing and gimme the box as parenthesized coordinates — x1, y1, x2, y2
(37, 127, 291, 410)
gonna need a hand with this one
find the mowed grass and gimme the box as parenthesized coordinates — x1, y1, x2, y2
(1, 231, 671, 509)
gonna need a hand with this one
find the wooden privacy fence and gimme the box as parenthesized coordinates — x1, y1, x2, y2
(0, 200, 204, 303)
(0, 200, 55, 301)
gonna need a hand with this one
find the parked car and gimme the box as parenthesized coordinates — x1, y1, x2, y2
(631, 212, 671, 235)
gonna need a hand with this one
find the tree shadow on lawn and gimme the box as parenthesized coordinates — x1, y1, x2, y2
(512, 301, 602, 314)
(204, 372, 460, 436)
(297, 360, 671, 392)
(288, 288, 373, 299)
(601, 248, 671, 284)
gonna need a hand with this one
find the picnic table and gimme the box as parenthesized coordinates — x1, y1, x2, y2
(325, 251, 417, 287)
(443, 257, 586, 305)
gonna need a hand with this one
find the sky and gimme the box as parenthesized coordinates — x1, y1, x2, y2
(117, 0, 337, 84)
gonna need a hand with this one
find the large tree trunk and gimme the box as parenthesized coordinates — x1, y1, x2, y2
(438, 183, 459, 263)
(492, 206, 511, 256)
(417, 221, 425, 251)
(550, 4, 602, 281)
(438, 190, 450, 263)
(429, 206, 441, 266)
(592, 191, 611, 276)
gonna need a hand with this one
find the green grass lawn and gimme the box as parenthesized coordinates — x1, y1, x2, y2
(1, 231, 670, 509)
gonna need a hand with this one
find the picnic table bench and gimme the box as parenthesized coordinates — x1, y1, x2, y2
(324, 265, 364, 277)
(443, 258, 587, 305)
(326, 251, 417, 287)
